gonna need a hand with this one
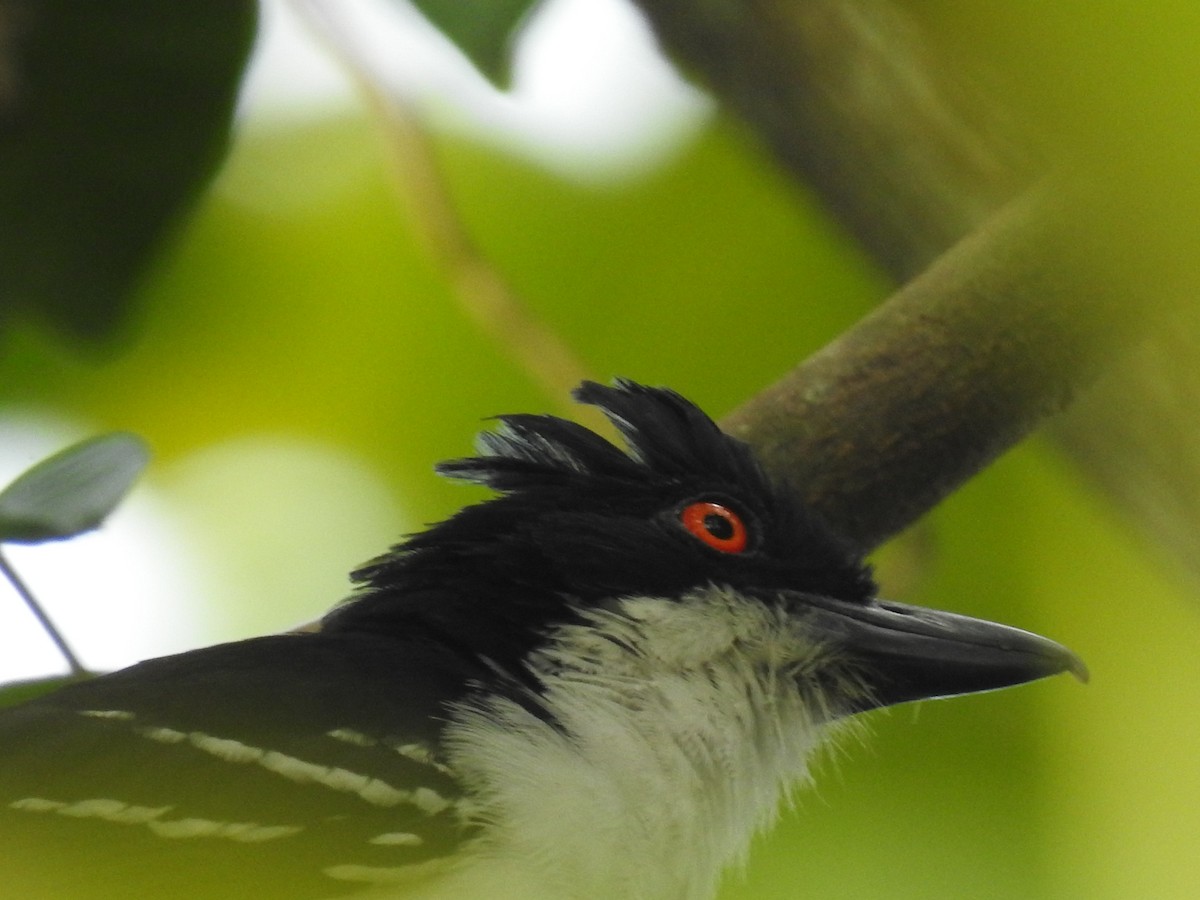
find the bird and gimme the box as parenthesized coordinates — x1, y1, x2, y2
(0, 379, 1086, 900)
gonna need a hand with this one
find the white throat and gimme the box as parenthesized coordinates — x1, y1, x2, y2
(429, 586, 844, 900)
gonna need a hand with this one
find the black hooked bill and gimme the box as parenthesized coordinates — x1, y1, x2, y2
(794, 591, 1088, 712)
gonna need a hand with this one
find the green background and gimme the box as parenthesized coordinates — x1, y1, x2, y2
(2, 94, 1197, 900)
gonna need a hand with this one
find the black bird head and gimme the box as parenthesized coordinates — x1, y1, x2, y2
(326, 379, 1084, 715)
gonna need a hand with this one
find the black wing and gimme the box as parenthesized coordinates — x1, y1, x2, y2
(0, 632, 484, 900)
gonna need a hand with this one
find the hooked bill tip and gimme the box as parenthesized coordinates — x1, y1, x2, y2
(1039, 635, 1088, 685)
(1066, 653, 1090, 685)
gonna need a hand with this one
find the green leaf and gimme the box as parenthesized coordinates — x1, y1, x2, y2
(0, 0, 258, 342)
(407, 0, 540, 87)
(0, 433, 150, 544)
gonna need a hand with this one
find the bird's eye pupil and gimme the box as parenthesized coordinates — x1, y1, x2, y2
(704, 513, 734, 540)
(679, 501, 749, 554)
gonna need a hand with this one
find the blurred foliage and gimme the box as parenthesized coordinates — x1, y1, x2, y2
(728, 444, 1200, 899)
(0, 1, 256, 341)
(0, 7, 1198, 898)
(0, 111, 886, 521)
(905, 0, 1200, 282)
(406, 0, 541, 86)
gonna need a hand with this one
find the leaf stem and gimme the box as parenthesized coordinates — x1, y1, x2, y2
(289, 1, 608, 435)
(0, 547, 88, 677)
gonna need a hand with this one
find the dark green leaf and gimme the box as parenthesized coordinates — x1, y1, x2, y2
(0, 1, 258, 342)
(407, 0, 540, 87)
(0, 433, 150, 543)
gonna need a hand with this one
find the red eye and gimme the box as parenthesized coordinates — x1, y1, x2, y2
(679, 501, 749, 554)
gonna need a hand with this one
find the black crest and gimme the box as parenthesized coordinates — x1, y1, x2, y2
(438, 379, 772, 497)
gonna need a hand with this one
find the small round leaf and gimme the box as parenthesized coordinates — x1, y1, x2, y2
(0, 433, 151, 544)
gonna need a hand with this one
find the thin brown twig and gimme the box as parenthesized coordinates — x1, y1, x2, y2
(289, 1, 604, 430)
(0, 547, 88, 677)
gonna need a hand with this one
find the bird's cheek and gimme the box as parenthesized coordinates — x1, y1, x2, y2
(537, 524, 692, 595)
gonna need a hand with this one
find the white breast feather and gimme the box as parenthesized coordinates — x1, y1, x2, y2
(391, 585, 849, 900)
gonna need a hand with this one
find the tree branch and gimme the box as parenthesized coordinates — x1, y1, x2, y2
(632, 0, 1187, 560)
(632, 0, 1030, 282)
(720, 190, 1140, 550)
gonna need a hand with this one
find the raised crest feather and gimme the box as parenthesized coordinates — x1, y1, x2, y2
(437, 379, 772, 495)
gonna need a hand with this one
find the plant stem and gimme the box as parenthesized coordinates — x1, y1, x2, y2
(0, 546, 87, 677)
(289, 0, 607, 434)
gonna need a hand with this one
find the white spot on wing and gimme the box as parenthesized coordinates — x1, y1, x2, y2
(130, 722, 453, 812)
(78, 709, 135, 721)
(12, 795, 302, 843)
(12, 796, 169, 825)
(323, 859, 453, 884)
(56, 798, 171, 824)
(221, 822, 302, 843)
(325, 863, 412, 883)
(148, 817, 223, 839)
(10, 797, 66, 813)
(368, 831, 424, 846)
(327, 727, 374, 747)
(88, 711, 457, 815)
(327, 730, 457, 778)
(137, 725, 187, 744)
(191, 733, 265, 764)
(391, 741, 456, 777)
(411, 787, 451, 815)
(148, 817, 302, 842)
